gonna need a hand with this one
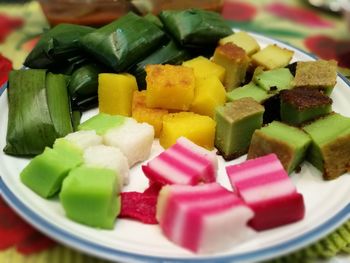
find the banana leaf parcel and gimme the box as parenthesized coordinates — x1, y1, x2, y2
(68, 62, 107, 110)
(80, 12, 166, 72)
(4, 69, 73, 156)
(159, 9, 233, 48)
(24, 23, 94, 69)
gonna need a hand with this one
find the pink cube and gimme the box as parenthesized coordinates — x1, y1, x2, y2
(226, 154, 305, 230)
(142, 137, 217, 185)
(157, 183, 254, 253)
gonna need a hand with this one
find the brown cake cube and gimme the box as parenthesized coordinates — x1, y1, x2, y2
(293, 60, 337, 95)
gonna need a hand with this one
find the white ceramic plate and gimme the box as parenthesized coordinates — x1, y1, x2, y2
(1, 33, 350, 263)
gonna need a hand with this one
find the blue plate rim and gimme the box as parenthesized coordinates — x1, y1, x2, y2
(1, 33, 350, 262)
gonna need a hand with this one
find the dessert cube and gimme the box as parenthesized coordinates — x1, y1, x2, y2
(142, 137, 218, 185)
(280, 88, 332, 125)
(157, 183, 254, 253)
(303, 113, 350, 180)
(254, 68, 294, 94)
(84, 145, 129, 186)
(132, 90, 168, 137)
(160, 112, 216, 150)
(293, 60, 337, 95)
(190, 76, 226, 118)
(226, 82, 272, 103)
(20, 146, 83, 198)
(182, 56, 226, 83)
(252, 45, 294, 70)
(212, 43, 250, 91)
(79, 113, 154, 166)
(60, 166, 121, 229)
(104, 118, 154, 166)
(226, 154, 305, 230)
(145, 64, 195, 111)
(215, 98, 264, 160)
(98, 73, 138, 116)
(219, 31, 260, 56)
(248, 121, 311, 174)
(78, 113, 125, 135)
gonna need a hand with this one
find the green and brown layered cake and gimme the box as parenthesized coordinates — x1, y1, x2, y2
(293, 60, 337, 95)
(253, 68, 294, 94)
(280, 88, 332, 125)
(215, 98, 264, 160)
(303, 113, 350, 180)
(226, 82, 272, 103)
(248, 121, 311, 174)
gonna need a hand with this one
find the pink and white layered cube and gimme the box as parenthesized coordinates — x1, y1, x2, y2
(142, 137, 218, 185)
(226, 154, 305, 231)
(157, 183, 254, 253)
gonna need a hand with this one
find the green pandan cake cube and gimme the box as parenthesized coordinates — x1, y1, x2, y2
(20, 146, 83, 198)
(280, 88, 332, 125)
(254, 68, 294, 94)
(215, 98, 264, 160)
(78, 113, 125, 135)
(60, 166, 121, 229)
(226, 82, 272, 103)
(248, 121, 311, 174)
(303, 113, 350, 180)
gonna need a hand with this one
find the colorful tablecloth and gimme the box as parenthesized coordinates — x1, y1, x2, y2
(1, 1, 350, 262)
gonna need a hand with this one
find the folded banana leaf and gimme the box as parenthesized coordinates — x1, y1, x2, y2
(24, 23, 94, 69)
(49, 55, 89, 75)
(68, 62, 107, 110)
(4, 69, 73, 156)
(159, 9, 233, 48)
(131, 40, 191, 89)
(80, 12, 166, 71)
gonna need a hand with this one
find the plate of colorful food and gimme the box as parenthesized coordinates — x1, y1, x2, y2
(1, 9, 350, 263)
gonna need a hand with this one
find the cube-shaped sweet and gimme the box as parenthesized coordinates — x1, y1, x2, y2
(219, 31, 260, 56)
(20, 147, 83, 198)
(293, 60, 337, 95)
(252, 45, 294, 70)
(157, 183, 254, 253)
(145, 64, 195, 111)
(212, 43, 250, 91)
(78, 113, 126, 135)
(190, 76, 226, 118)
(142, 137, 218, 185)
(98, 73, 138, 116)
(60, 166, 121, 229)
(215, 98, 264, 160)
(254, 68, 294, 94)
(182, 56, 226, 83)
(280, 88, 332, 125)
(226, 154, 305, 230)
(226, 82, 272, 103)
(132, 90, 168, 137)
(303, 113, 350, 180)
(248, 121, 311, 174)
(160, 112, 216, 150)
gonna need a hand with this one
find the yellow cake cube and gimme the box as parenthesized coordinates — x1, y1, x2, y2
(252, 45, 294, 70)
(182, 56, 226, 83)
(190, 76, 226, 118)
(212, 43, 250, 91)
(145, 64, 195, 111)
(160, 112, 216, 150)
(98, 73, 138, 116)
(219, 31, 260, 56)
(132, 90, 168, 137)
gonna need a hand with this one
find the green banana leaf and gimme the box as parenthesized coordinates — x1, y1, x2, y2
(159, 9, 233, 48)
(80, 12, 166, 71)
(24, 24, 94, 69)
(68, 63, 107, 110)
(4, 69, 73, 156)
(131, 40, 191, 89)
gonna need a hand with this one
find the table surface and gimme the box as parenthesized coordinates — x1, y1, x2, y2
(1, 1, 350, 262)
